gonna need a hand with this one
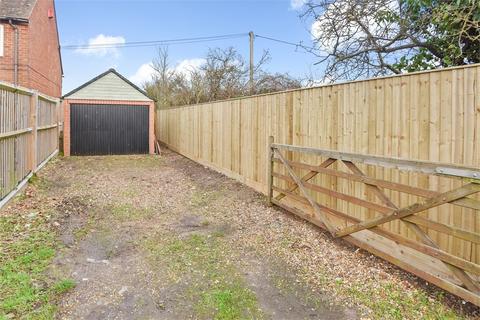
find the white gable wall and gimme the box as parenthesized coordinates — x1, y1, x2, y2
(67, 72, 152, 101)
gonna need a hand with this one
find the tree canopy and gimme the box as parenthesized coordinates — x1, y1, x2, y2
(302, 0, 480, 80)
(144, 47, 301, 109)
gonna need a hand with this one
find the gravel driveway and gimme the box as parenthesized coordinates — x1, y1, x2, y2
(1, 149, 478, 319)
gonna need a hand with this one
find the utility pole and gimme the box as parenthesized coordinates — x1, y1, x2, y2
(249, 31, 254, 95)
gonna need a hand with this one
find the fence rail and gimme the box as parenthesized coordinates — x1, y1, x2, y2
(157, 63, 480, 304)
(0, 81, 60, 208)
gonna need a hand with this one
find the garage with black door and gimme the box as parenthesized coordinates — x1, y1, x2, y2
(70, 104, 149, 155)
(63, 69, 155, 156)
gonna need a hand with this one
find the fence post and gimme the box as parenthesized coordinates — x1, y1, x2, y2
(29, 91, 38, 173)
(267, 135, 274, 206)
(56, 99, 60, 152)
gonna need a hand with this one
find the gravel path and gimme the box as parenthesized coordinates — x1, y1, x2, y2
(2, 149, 479, 319)
(48, 151, 357, 319)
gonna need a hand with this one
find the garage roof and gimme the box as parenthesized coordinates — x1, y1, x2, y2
(63, 69, 153, 102)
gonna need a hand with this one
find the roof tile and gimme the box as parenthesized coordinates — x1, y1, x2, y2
(0, 0, 37, 21)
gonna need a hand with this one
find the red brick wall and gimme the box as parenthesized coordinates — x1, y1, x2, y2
(0, 0, 62, 98)
(64, 99, 156, 156)
(28, 0, 62, 97)
(0, 23, 30, 86)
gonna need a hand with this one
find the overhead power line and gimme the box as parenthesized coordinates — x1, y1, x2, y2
(62, 33, 249, 50)
(62, 32, 317, 53)
(255, 34, 317, 52)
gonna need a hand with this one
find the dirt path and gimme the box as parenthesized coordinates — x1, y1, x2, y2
(2, 149, 478, 319)
(42, 151, 356, 319)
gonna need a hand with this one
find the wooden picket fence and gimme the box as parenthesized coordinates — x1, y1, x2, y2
(0, 81, 60, 208)
(157, 63, 480, 304)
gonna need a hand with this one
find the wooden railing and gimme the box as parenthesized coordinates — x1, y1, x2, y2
(268, 137, 480, 305)
(0, 82, 60, 209)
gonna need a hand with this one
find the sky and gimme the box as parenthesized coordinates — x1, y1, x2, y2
(56, 0, 321, 94)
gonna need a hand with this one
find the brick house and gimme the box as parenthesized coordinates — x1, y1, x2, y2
(0, 0, 62, 98)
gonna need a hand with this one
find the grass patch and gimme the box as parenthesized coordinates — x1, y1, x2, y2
(143, 233, 263, 319)
(28, 173, 40, 185)
(189, 190, 222, 208)
(272, 262, 461, 319)
(110, 203, 153, 221)
(0, 213, 72, 319)
(73, 224, 90, 241)
(120, 189, 140, 198)
(13, 192, 28, 202)
(342, 282, 460, 319)
(252, 231, 465, 319)
(73, 212, 98, 241)
(197, 287, 260, 320)
(28, 174, 49, 190)
(52, 279, 76, 294)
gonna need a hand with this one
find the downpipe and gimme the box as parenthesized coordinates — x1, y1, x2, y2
(8, 19, 19, 86)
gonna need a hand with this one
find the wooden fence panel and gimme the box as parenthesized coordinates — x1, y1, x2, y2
(157, 64, 480, 298)
(0, 82, 59, 208)
(158, 65, 480, 256)
(0, 89, 31, 200)
(37, 97, 59, 166)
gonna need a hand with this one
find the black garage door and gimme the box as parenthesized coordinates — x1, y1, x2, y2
(71, 104, 149, 155)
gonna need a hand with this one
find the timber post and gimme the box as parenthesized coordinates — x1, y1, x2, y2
(267, 135, 274, 206)
(29, 91, 38, 172)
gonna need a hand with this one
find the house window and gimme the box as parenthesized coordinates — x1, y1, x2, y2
(0, 24, 4, 57)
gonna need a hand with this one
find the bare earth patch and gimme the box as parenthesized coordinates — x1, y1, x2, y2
(1, 149, 479, 319)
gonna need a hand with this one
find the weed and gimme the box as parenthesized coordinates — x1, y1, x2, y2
(73, 225, 90, 241)
(52, 279, 76, 294)
(73, 213, 98, 241)
(211, 230, 225, 238)
(28, 174, 49, 190)
(189, 190, 221, 208)
(28, 174, 43, 187)
(121, 189, 139, 198)
(14, 192, 28, 202)
(28, 173, 39, 185)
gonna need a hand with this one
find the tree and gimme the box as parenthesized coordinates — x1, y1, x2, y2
(301, 0, 480, 80)
(144, 47, 301, 108)
(144, 47, 185, 108)
(255, 72, 302, 94)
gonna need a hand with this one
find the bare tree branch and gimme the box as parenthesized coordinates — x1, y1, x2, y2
(144, 47, 301, 108)
(301, 0, 480, 80)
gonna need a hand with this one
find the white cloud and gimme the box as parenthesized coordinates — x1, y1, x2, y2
(75, 34, 126, 57)
(129, 63, 155, 86)
(129, 58, 206, 86)
(290, 0, 306, 10)
(174, 58, 205, 79)
(310, 20, 322, 40)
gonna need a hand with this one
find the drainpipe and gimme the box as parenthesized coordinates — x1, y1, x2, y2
(8, 19, 19, 86)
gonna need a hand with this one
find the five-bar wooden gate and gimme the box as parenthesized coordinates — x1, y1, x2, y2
(268, 137, 480, 305)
